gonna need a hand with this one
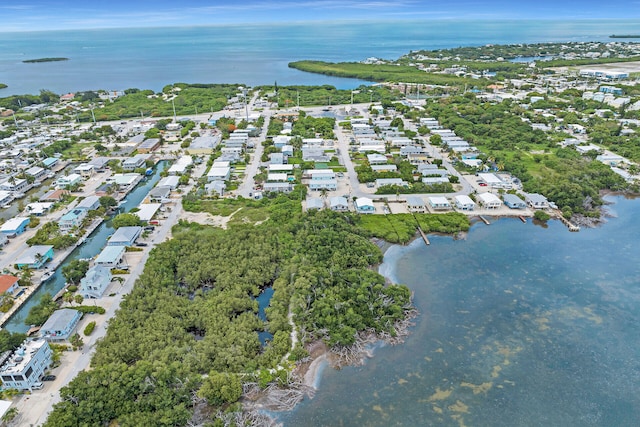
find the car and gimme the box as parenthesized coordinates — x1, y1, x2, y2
(144, 226, 155, 231)
(337, 172, 344, 177)
(31, 382, 44, 390)
(42, 375, 56, 381)
(479, 183, 488, 187)
(135, 242, 148, 247)
(366, 182, 375, 188)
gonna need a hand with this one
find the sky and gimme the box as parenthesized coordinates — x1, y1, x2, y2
(0, 0, 639, 32)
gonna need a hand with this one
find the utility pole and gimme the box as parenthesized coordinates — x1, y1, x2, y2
(172, 98, 176, 122)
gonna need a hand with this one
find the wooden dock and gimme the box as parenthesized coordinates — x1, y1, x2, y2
(479, 216, 490, 225)
(519, 216, 527, 223)
(417, 226, 430, 245)
(557, 214, 580, 232)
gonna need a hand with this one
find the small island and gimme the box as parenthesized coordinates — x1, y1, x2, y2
(0, 84, 7, 89)
(22, 57, 69, 63)
(610, 35, 640, 38)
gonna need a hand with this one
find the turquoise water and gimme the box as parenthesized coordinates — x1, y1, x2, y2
(1, 19, 638, 95)
(281, 195, 640, 426)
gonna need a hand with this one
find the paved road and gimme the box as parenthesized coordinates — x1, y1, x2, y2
(237, 111, 270, 198)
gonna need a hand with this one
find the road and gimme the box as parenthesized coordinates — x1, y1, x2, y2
(237, 109, 270, 198)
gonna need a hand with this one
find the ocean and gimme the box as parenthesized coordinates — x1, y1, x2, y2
(0, 19, 639, 95)
(280, 195, 640, 426)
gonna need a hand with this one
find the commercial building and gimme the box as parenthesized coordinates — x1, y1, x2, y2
(0, 338, 52, 391)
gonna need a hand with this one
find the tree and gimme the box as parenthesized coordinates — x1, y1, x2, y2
(197, 371, 243, 406)
(63, 292, 74, 306)
(112, 213, 142, 229)
(74, 294, 84, 306)
(99, 196, 117, 209)
(24, 293, 57, 326)
(62, 259, 89, 285)
(534, 210, 551, 222)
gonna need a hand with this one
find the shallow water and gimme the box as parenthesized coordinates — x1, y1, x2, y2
(281, 196, 640, 426)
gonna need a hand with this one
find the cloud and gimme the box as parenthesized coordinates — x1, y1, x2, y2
(0, 4, 36, 10)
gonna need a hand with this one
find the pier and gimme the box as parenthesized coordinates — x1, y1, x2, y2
(417, 226, 430, 246)
(479, 216, 490, 225)
(556, 213, 580, 232)
(519, 216, 527, 223)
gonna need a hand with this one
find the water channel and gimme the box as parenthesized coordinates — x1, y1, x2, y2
(4, 160, 169, 333)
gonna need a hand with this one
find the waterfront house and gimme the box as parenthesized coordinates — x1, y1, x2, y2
(40, 189, 69, 202)
(0, 275, 19, 295)
(149, 186, 171, 203)
(56, 173, 82, 189)
(0, 338, 52, 391)
(503, 194, 527, 209)
(58, 209, 87, 232)
(80, 265, 112, 299)
(0, 177, 29, 193)
(76, 195, 101, 211)
(355, 197, 375, 214)
(1, 217, 30, 236)
(428, 196, 451, 210)
(122, 154, 147, 171)
(15, 245, 54, 269)
(406, 196, 427, 213)
(330, 196, 349, 212)
(25, 166, 46, 180)
(525, 193, 549, 209)
(136, 204, 161, 222)
(109, 173, 140, 189)
(39, 309, 82, 342)
(157, 176, 180, 190)
(95, 245, 126, 269)
(137, 138, 160, 153)
(477, 192, 502, 209)
(167, 156, 193, 175)
(454, 195, 476, 211)
(42, 157, 59, 169)
(107, 226, 142, 247)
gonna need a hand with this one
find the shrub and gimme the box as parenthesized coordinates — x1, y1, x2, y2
(83, 321, 96, 336)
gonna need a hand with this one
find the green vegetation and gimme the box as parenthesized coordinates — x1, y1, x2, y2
(62, 260, 89, 285)
(357, 212, 470, 243)
(289, 61, 488, 87)
(0, 330, 27, 353)
(534, 210, 551, 222)
(83, 321, 96, 336)
(45, 198, 413, 426)
(0, 84, 7, 89)
(26, 222, 78, 249)
(25, 293, 57, 327)
(259, 84, 401, 107)
(112, 213, 142, 229)
(23, 57, 69, 63)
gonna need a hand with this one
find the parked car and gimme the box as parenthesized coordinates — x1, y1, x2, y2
(42, 375, 56, 381)
(479, 183, 488, 187)
(144, 226, 155, 231)
(135, 243, 148, 247)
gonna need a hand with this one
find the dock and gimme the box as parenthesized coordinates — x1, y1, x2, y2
(479, 216, 490, 225)
(417, 226, 430, 246)
(557, 214, 580, 232)
(519, 216, 527, 223)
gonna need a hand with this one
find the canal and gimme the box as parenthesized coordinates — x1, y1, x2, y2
(4, 160, 169, 333)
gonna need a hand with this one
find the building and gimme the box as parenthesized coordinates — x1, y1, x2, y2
(39, 309, 82, 342)
(367, 153, 388, 165)
(58, 209, 87, 232)
(371, 164, 398, 173)
(107, 226, 142, 246)
(525, 193, 549, 209)
(306, 197, 324, 211)
(80, 265, 112, 299)
(454, 195, 476, 211)
(74, 163, 95, 178)
(149, 186, 171, 203)
(76, 195, 101, 211)
(122, 154, 148, 171)
(355, 197, 375, 214)
(205, 181, 226, 196)
(25, 166, 46, 180)
(42, 157, 59, 169)
(157, 176, 180, 190)
(15, 245, 54, 269)
(137, 138, 160, 153)
(207, 167, 231, 182)
(109, 173, 140, 189)
(0, 275, 19, 295)
(376, 178, 407, 188)
(330, 196, 349, 212)
(477, 192, 502, 209)
(503, 194, 527, 209)
(0, 177, 29, 193)
(95, 245, 126, 268)
(0, 191, 12, 207)
(56, 173, 82, 189)
(88, 157, 110, 172)
(406, 196, 427, 213)
(428, 196, 451, 210)
(186, 136, 220, 155)
(136, 203, 161, 222)
(0, 338, 52, 391)
(1, 217, 30, 236)
(263, 182, 293, 193)
(40, 189, 69, 202)
(167, 156, 193, 175)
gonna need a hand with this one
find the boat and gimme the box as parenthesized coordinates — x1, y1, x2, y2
(145, 167, 153, 176)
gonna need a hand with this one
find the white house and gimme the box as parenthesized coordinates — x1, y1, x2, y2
(355, 197, 375, 214)
(56, 173, 82, 189)
(80, 265, 112, 299)
(207, 167, 231, 182)
(330, 196, 349, 212)
(454, 195, 476, 210)
(477, 192, 502, 209)
(525, 193, 549, 209)
(406, 196, 426, 213)
(428, 196, 451, 210)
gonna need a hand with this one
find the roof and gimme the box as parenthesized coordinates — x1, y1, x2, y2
(15, 245, 53, 265)
(40, 309, 81, 332)
(149, 186, 171, 199)
(355, 197, 374, 208)
(406, 196, 425, 206)
(454, 195, 475, 205)
(503, 194, 525, 204)
(82, 265, 111, 283)
(207, 167, 231, 177)
(95, 245, 125, 264)
(40, 189, 68, 201)
(108, 226, 142, 245)
(429, 196, 450, 205)
(306, 198, 324, 210)
(0, 275, 18, 293)
(330, 196, 348, 207)
(42, 157, 59, 167)
(526, 193, 548, 203)
(478, 192, 501, 204)
(478, 173, 502, 184)
(136, 203, 161, 221)
(157, 176, 180, 188)
(76, 195, 100, 210)
(88, 157, 110, 168)
(1, 217, 30, 231)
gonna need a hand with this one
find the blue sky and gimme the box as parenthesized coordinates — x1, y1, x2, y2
(1, 0, 639, 32)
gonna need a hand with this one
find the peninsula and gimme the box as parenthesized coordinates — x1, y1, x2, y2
(22, 57, 69, 63)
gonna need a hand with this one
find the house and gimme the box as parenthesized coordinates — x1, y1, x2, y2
(330, 196, 349, 212)
(109, 173, 140, 189)
(25, 202, 54, 217)
(205, 181, 226, 196)
(525, 193, 549, 209)
(503, 194, 527, 209)
(95, 183, 116, 197)
(42, 157, 59, 169)
(477, 173, 506, 189)
(0, 177, 29, 193)
(75, 195, 101, 211)
(0, 191, 12, 207)
(56, 173, 82, 189)
(0, 338, 52, 391)
(477, 192, 502, 209)
(406, 196, 426, 213)
(302, 147, 330, 162)
(80, 265, 112, 299)
(136, 204, 161, 222)
(58, 209, 87, 232)
(186, 136, 221, 155)
(88, 157, 110, 172)
(268, 164, 294, 173)
(39, 189, 69, 202)
(39, 309, 82, 342)
(74, 163, 95, 178)
(270, 153, 285, 165)
(95, 245, 126, 268)
(263, 182, 293, 193)
(306, 197, 324, 211)
(367, 153, 388, 165)
(596, 154, 625, 166)
(122, 154, 147, 171)
(281, 145, 294, 157)
(1, 217, 30, 236)
(0, 275, 19, 295)
(25, 166, 46, 180)
(15, 245, 54, 269)
(107, 226, 142, 246)
(157, 176, 180, 190)
(167, 156, 193, 175)
(309, 179, 337, 191)
(371, 164, 398, 173)
(355, 197, 375, 214)
(207, 167, 231, 182)
(137, 138, 161, 153)
(575, 144, 602, 155)
(149, 186, 171, 203)
(454, 195, 476, 211)
(428, 196, 451, 210)
(376, 178, 407, 188)
(268, 173, 288, 182)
